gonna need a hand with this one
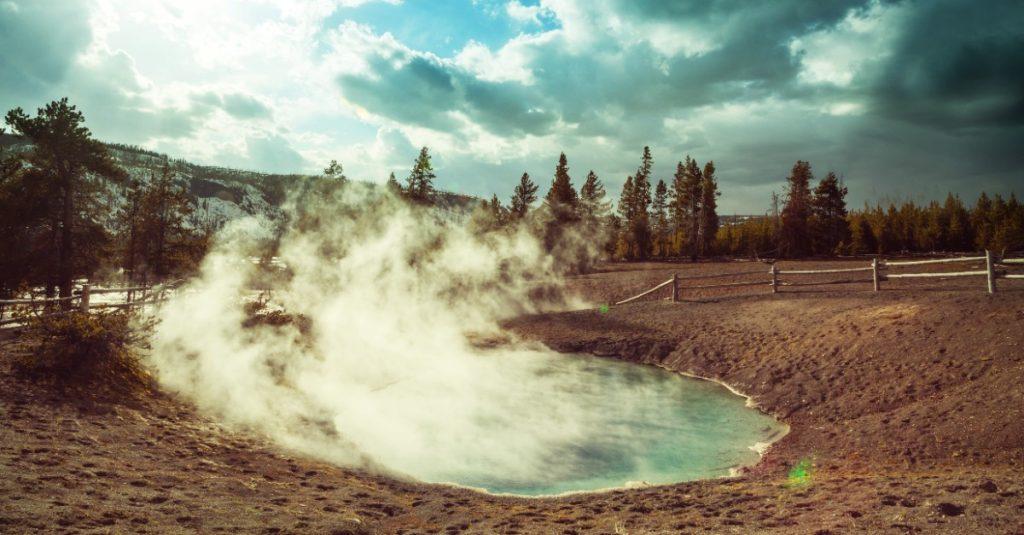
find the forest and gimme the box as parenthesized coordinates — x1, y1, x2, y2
(1, 98, 1021, 301)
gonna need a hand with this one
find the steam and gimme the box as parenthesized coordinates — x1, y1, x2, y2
(146, 183, 626, 488)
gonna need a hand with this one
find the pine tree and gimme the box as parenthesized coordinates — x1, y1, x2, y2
(779, 160, 814, 258)
(4, 98, 125, 302)
(545, 153, 578, 210)
(944, 193, 972, 251)
(679, 156, 703, 261)
(139, 162, 198, 279)
(878, 205, 900, 254)
(669, 161, 687, 256)
(617, 175, 636, 259)
(323, 160, 347, 181)
(117, 178, 145, 283)
(628, 147, 654, 259)
(699, 161, 720, 256)
(542, 153, 580, 254)
(851, 216, 878, 255)
(406, 147, 436, 204)
(652, 179, 669, 257)
(972, 192, 994, 250)
(810, 171, 850, 255)
(0, 153, 53, 297)
(579, 170, 609, 220)
(385, 171, 402, 196)
(510, 172, 538, 219)
(489, 194, 508, 228)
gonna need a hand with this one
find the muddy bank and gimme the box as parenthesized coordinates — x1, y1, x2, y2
(2, 261, 1024, 534)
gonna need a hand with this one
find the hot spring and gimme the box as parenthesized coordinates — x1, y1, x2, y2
(396, 353, 785, 496)
(147, 187, 785, 499)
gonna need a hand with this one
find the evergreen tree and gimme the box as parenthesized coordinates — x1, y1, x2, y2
(579, 170, 609, 220)
(4, 98, 125, 302)
(406, 147, 436, 204)
(489, 194, 508, 228)
(679, 156, 703, 261)
(138, 162, 199, 279)
(510, 172, 538, 219)
(617, 175, 636, 259)
(116, 178, 145, 283)
(545, 153, 579, 210)
(0, 153, 52, 297)
(851, 216, 878, 255)
(323, 160, 347, 181)
(628, 146, 654, 259)
(669, 161, 687, 256)
(944, 193, 972, 251)
(385, 171, 402, 196)
(972, 192, 994, 250)
(699, 161, 720, 256)
(542, 153, 580, 254)
(779, 160, 814, 258)
(810, 171, 850, 255)
(652, 179, 669, 257)
(878, 205, 900, 254)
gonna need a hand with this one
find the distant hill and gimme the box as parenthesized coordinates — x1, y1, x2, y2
(0, 134, 480, 229)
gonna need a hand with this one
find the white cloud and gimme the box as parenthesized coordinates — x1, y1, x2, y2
(790, 0, 910, 87)
(505, 1, 548, 25)
(454, 34, 552, 85)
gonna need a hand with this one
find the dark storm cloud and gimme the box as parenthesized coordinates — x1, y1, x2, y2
(868, 0, 1024, 129)
(337, 51, 557, 136)
(0, 0, 92, 99)
(335, 0, 1022, 207)
(334, 0, 867, 142)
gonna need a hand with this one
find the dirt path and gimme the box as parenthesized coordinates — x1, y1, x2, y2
(2, 261, 1023, 533)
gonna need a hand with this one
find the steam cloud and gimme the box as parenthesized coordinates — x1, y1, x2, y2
(146, 184, 630, 491)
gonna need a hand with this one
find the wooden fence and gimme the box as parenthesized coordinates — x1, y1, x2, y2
(615, 251, 1022, 305)
(0, 281, 178, 328)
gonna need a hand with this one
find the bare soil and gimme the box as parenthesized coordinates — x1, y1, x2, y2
(2, 259, 1023, 534)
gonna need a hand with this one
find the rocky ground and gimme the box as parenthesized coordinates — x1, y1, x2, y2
(2, 259, 1023, 534)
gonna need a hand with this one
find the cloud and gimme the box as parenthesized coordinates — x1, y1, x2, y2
(245, 133, 308, 173)
(2, 0, 1021, 209)
(332, 23, 558, 137)
(0, 0, 93, 99)
(193, 91, 273, 120)
(868, 0, 1024, 129)
(505, 1, 550, 25)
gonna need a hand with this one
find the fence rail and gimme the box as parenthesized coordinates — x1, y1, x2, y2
(611, 250, 1022, 306)
(0, 280, 179, 328)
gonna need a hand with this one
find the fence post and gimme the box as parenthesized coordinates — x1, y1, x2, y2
(986, 250, 997, 294)
(770, 263, 778, 294)
(672, 273, 680, 302)
(79, 283, 91, 313)
(872, 258, 880, 292)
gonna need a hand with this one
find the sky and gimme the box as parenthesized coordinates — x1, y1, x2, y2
(0, 0, 1021, 213)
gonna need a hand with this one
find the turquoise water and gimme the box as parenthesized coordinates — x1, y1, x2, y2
(432, 354, 786, 496)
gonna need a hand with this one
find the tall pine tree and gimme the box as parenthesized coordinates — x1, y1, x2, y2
(780, 160, 814, 258)
(510, 172, 538, 219)
(810, 171, 850, 255)
(652, 179, 669, 257)
(406, 147, 436, 204)
(5, 98, 125, 302)
(699, 161, 719, 256)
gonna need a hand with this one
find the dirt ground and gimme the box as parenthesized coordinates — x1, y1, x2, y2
(2, 259, 1023, 534)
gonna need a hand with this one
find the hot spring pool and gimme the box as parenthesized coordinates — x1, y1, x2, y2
(408, 353, 786, 496)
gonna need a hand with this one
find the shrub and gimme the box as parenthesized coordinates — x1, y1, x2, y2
(15, 311, 151, 401)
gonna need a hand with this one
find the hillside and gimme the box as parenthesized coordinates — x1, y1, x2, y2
(0, 134, 480, 230)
